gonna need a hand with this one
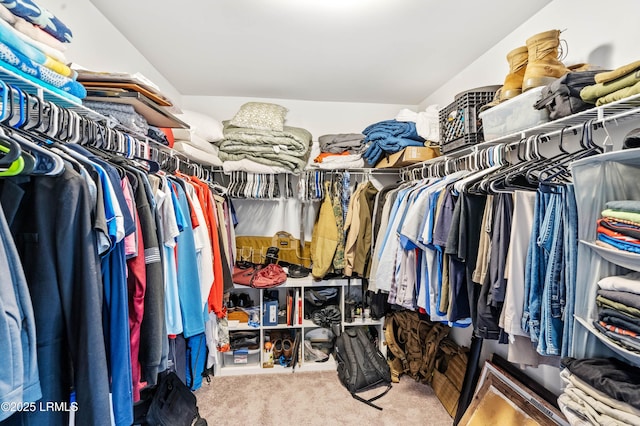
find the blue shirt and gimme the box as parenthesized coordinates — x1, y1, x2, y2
(169, 179, 205, 338)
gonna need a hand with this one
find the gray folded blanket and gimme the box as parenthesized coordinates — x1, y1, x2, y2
(318, 133, 365, 154)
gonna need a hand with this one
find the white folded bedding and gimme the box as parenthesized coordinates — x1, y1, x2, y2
(173, 140, 223, 167)
(222, 159, 290, 174)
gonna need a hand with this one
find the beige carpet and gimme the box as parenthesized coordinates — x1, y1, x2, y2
(195, 370, 454, 426)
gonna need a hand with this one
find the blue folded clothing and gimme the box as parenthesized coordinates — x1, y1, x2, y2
(362, 120, 425, 165)
(0, 41, 86, 99)
(598, 233, 640, 254)
(0, 0, 73, 43)
(363, 120, 424, 141)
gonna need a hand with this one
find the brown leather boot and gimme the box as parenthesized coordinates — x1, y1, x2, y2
(502, 46, 528, 100)
(522, 29, 570, 92)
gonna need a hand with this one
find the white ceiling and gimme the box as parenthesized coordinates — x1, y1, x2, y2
(89, 0, 551, 105)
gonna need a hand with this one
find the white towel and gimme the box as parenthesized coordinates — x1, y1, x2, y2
(395, 104, 440, 143)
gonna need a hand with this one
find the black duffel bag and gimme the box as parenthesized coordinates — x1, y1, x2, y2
(534, 70, 607, 120)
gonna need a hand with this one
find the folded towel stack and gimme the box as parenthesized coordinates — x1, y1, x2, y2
(0, 0, 85, 101)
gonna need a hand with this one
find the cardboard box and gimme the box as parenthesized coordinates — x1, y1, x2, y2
(375, 146, 440, 168)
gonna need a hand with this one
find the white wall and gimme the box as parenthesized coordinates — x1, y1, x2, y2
(182, 95, 415, 139)
(423, 0, 640, 397)
(420, 0, 640, 109)
(36, 0, 182, 105)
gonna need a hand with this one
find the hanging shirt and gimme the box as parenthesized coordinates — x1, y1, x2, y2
(184, 180, 214, 317)
(158, 176, 183, 336)
(0, 203, 41, 422)
(169, 178, 205, 338)
(0, 169, 113, 426)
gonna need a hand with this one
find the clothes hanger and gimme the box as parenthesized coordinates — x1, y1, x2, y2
(538, 120, 602, 186)
(0, 124, 65, 176)
(499, 135, 548, 191)
(537, 120, 602, 185)
(475, 140, 537, 194)
(455, 145, 503, 194)
(0, 143, 24, 177)
(0, 132, 22, 166)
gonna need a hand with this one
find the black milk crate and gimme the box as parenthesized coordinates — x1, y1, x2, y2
(439, 86, 500, 154)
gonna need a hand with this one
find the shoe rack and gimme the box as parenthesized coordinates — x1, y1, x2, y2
(217, 276, 385, 376)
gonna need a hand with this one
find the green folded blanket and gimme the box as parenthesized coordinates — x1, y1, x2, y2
(581, 69, 640, 103)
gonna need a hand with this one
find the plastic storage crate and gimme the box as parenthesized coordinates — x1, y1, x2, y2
(439, 85, 500, 154)
(479, 86, 550, 141)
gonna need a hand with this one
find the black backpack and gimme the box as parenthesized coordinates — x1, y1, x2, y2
(335, 327, 392, 410)
(133, 372, 207, 426)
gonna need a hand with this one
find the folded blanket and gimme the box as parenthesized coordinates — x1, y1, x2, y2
(222, 123, 311, 153)
(596, 81, 640, 106)
(13, 13, 66, 52)
(581, 68, 640, 103)
(362, 120, 425, 165)
(218, 148, 307, 172)
(314, 151, 352, 163)
(0, 3, 67, 62)
(309, 155, 365, 170)
(596, 60, 640, 84)
(395, 105, 440, 142)
(0, 15, 73, 77)
(0, 1, 14, 23)
(222, 159, 289, 174)
(173, 140, 222, 167)
(0, 0, 72, 43)
(220, 123, 312, 172)
(0, 41, 85, 99)
(363, 119, 424, 141)
(318, 133, 365, 154)
(83, 101, 148, 134)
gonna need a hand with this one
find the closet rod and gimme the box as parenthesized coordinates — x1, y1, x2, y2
(319, 168, 399, 175)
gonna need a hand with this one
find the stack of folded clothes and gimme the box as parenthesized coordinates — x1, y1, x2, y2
(83, 100, 150, 136)
(309, 133, 366, 170)
(171, 109, 223, 167)
(146, 126, 171, 146)
(596, 200, 640, 254)
(581, 60, 640, 106)
(594, 272, 640, 353)
(361, 119, 426, 166)
(559, 357, 640, 425)
(0, 0, 85, 101)
(218, 102, 312, 173)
